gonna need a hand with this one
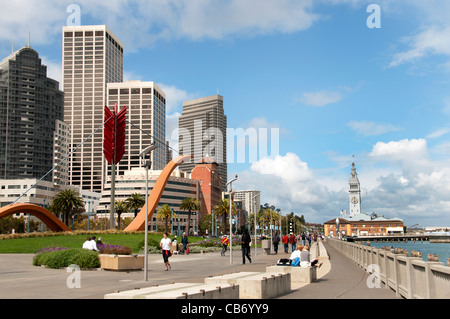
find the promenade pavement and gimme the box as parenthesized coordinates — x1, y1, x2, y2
(0, 240, 400, 299)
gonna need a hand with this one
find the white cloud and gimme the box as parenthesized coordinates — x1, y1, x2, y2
(389, 26, 450, 68)
(369, 138, 428, 162)
(300, 90, 343, 107)
(236, 138, 450, 225)
(0, 0, 321, 53)
(426, 128, 450, 139)
(348, 120, 401, 136)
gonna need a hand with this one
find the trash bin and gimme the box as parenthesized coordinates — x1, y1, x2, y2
(262, 239, 271, 255)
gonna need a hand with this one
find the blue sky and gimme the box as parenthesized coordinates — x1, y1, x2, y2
(1, 0, 450, 226)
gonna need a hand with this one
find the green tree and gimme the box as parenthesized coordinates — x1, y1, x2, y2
(179, 197, 201, 236)
(213, 199, 236, 234)
(52, 189, 84, 226)
(115, 199, 129, 230)
(156, 204, 176, 234)
(125, 193, 145, 218)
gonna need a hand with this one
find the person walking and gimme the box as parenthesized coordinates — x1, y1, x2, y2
(272, 232, 280, 254)
(301, 233, 306, 246)
(221, 235, 229, 256)
(160, 232, 172, 271)
(282, 233, 289, 253)
(307, 233, 312, 246)
(289, 233, 297, 252)
(181, 232, 189, 255)
(241, 229, 252, 264)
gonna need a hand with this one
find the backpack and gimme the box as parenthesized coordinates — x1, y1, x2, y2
(291, 257, 300, 267)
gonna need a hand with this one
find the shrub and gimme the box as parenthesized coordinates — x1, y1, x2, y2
(97, 244, 132, 255)
(33, 248, 100, 269)
(137, 238, 161, 253)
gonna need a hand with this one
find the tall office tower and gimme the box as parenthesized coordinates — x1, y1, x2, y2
(178, 95, 227, 190)
(62, 25, 124, 192)
(0, 46, 64, 181)
(106, 81, 166, 175)
(53, 120, 71, 186)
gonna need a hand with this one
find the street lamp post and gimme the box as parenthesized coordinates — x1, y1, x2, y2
(251, 193, 260, 256)
(226, 175, 238, 264)
(140, 143, 157, 281)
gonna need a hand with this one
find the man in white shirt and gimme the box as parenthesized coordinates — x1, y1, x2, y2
(82, 237, 92, 250)
(82, 236, 99, 251)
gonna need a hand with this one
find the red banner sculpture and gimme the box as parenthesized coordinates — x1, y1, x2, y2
(104, 104, 127, 165)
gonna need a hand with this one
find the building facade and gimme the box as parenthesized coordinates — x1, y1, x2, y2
(62, 25, 124, 192)
(178, 95, 227, 191)
(324, 215, 404, 238)
(190, 157, 223, 222)
(234, 190, 261, 218)
(0, 47, 64, 182)
(106, 81, 167, 176)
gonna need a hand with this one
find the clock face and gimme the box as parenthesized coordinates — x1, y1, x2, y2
(351, 196, 359, 204)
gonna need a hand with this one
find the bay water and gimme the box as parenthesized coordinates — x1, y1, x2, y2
(368, 241, 450, 266)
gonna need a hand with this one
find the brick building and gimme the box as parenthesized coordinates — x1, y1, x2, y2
(190, 156, 223, 222)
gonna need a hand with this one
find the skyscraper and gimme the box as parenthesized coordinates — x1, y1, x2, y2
(178, 95, 227, 190)
(106, 80, 166, 175)
(62, 25, 123, 192)
(0, 46, 64, 181)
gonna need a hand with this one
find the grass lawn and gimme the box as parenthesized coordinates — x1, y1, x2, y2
(0, 233, 202, 254)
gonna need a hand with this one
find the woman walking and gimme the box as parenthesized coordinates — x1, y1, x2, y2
(160, 232, 172, 271)
(241, 229, 252, 264)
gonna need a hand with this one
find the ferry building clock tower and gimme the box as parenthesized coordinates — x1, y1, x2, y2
(349, 162, 361, 217)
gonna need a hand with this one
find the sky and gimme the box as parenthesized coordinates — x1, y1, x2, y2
(1, 0, 450, 227)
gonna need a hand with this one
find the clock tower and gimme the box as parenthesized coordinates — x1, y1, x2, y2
(349, 162, 361, 216)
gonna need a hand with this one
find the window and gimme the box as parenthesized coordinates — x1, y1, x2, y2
(64, 32, 73, 37)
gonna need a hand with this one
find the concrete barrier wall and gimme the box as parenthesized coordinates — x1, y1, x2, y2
(326, 238, 450, 299)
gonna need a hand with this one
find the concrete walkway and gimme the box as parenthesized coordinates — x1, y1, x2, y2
(0, 240, 400, 299)
(279, 241, 401, 299)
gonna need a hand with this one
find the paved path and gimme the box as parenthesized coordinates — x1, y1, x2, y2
(280, 241, 401, 299)
(0, 240, 400, 299)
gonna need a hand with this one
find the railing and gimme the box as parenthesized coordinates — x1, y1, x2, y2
(326, 238, 450, 299)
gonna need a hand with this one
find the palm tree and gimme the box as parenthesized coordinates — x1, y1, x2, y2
(115, 199, 129, 230)
(125, 193, 145, 218)
(52, 189, 84, 226)
(179, 197, 201, 236)
(213, 198, 236, 234)
(156, 204, 176, 234)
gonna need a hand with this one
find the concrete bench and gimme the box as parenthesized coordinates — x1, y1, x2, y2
(104, 282, 239, 299)
(236, 272, 291, 299)
(205, 272, 261, 285)
(266, 265, 317, 283)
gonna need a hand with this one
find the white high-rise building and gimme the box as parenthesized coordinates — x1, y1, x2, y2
(106, 81, 167, 175)
(62, 25, 124, 192)
(234, 190, 261, 216)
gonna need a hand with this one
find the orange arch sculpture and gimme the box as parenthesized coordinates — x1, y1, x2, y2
(124, 154, 193, 232)
(0, 203, 71, 232)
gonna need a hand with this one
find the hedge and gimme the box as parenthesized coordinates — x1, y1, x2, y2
(33, 248, 100, 269)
